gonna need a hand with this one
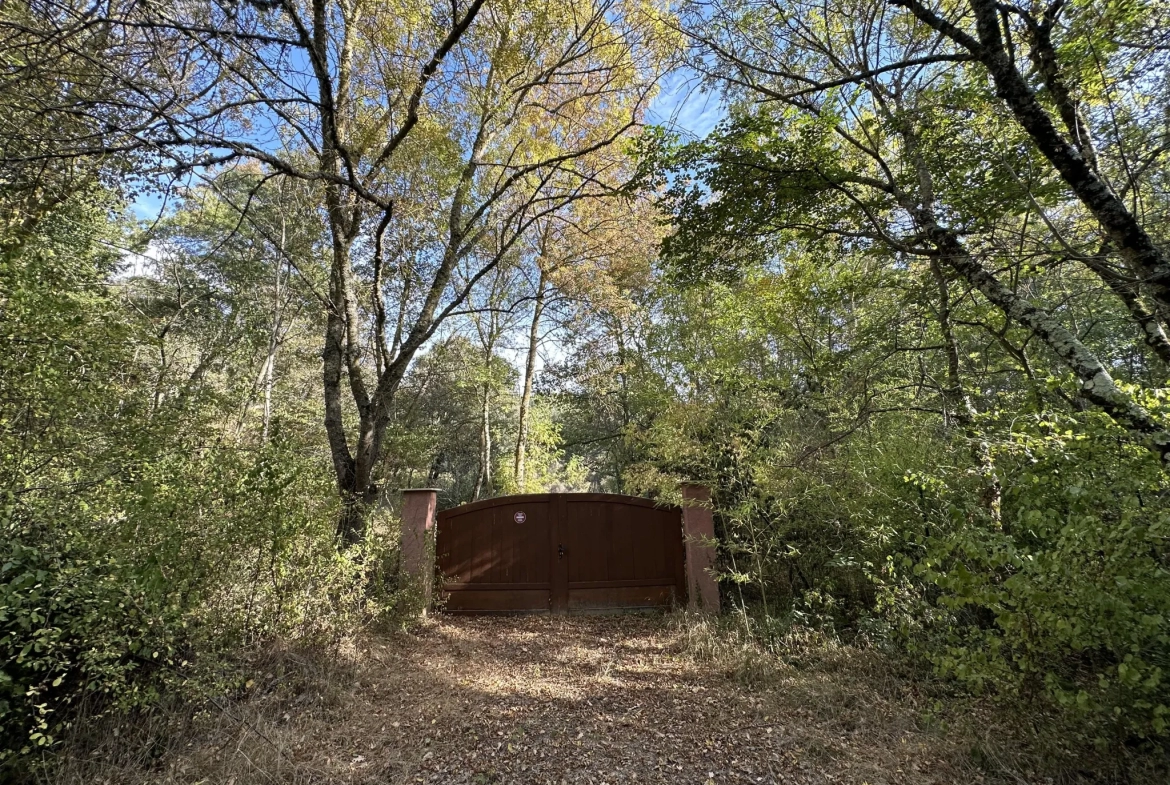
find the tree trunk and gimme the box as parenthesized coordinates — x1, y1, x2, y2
(303, 0, 485, 547)
(261, 353, 275, 443)
(473, 379, 492, 501)
(259, 256, 289, 443)
(514, 269, 547, 491)
(322, 239, 358, 544)
(930, 258, 1003, 523)
(1080, 252, 1170, 366)
(428, 450, 445, 485)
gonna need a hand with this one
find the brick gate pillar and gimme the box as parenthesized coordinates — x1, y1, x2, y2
(400, 488, 439, 610)
(681, 483, 720, 612)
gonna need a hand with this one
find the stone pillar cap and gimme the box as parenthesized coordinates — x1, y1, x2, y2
(401, 488, 442, 493)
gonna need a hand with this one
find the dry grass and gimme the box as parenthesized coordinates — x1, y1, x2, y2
(39, 613, 1168, 785)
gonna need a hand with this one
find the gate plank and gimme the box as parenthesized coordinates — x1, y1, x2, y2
(550, 494, 569, 613)
(568, 585, 676, 611)
(444, 589, 550, 614)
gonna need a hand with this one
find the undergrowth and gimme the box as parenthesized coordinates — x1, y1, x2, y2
(669, 610, 1170, 785)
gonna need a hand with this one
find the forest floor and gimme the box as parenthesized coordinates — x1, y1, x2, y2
(56, 614, 1160, 785)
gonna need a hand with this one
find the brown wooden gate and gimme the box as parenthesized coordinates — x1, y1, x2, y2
(436, 493, 685, 613)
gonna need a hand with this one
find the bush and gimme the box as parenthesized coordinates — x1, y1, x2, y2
(0, 515, 181, 757)
(0, 438, 396, 767)
(0, 194, 398, 771)
(629, 362, 1170, 743)
(915, 406, 1170, 742)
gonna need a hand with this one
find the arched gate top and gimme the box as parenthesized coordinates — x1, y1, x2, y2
(438, 492, 679, 519)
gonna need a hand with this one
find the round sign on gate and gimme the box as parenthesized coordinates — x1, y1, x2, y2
(514, 510, 527, 524)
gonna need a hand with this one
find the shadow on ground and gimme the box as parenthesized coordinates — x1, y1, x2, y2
(48, 615, 1128, 785)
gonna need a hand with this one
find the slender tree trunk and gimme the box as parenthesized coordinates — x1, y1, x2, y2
(1081, 253, 1170, 365)
(261, 354, 275, 443)
(901, 122, 1004, 514)
(262, 199, 291, 443)
(930, 259, 1003, 523)
(514, 269, 547, 491)
(473, 376, 492, 501)
(259, 254, 289, 443)
(428, 451, 445, 485)
(472, 273, 507, 501)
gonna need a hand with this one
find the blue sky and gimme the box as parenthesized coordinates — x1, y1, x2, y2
(646, 70, 725, 140)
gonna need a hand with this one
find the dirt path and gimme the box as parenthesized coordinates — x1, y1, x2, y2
(82, 615, 1014, 784)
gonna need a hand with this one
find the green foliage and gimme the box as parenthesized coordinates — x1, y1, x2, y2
(497, 397, 590, 494)
(915, 403, 1170, 741)
(619, 251, 938, 631)
(611, 147, 1170, 742)
(382, 336, 518, 503)
(621, 259, 1170, 743)
(0, 514, 181, 757)
(639, 110, 845, 285)
(0, 188, 392, 769)
(0, 434, 383, 763)
(625, 0, 1170, 750)
(4, 0, 1170, 774)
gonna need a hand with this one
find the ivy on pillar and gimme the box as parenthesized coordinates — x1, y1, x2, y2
(681, 483, 720, 612)
(400, 488, 439, 611)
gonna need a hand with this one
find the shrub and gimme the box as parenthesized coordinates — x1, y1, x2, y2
(916, 407, 1170, 742)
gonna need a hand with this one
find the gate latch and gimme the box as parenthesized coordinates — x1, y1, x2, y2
(558, 544, 565, 560)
